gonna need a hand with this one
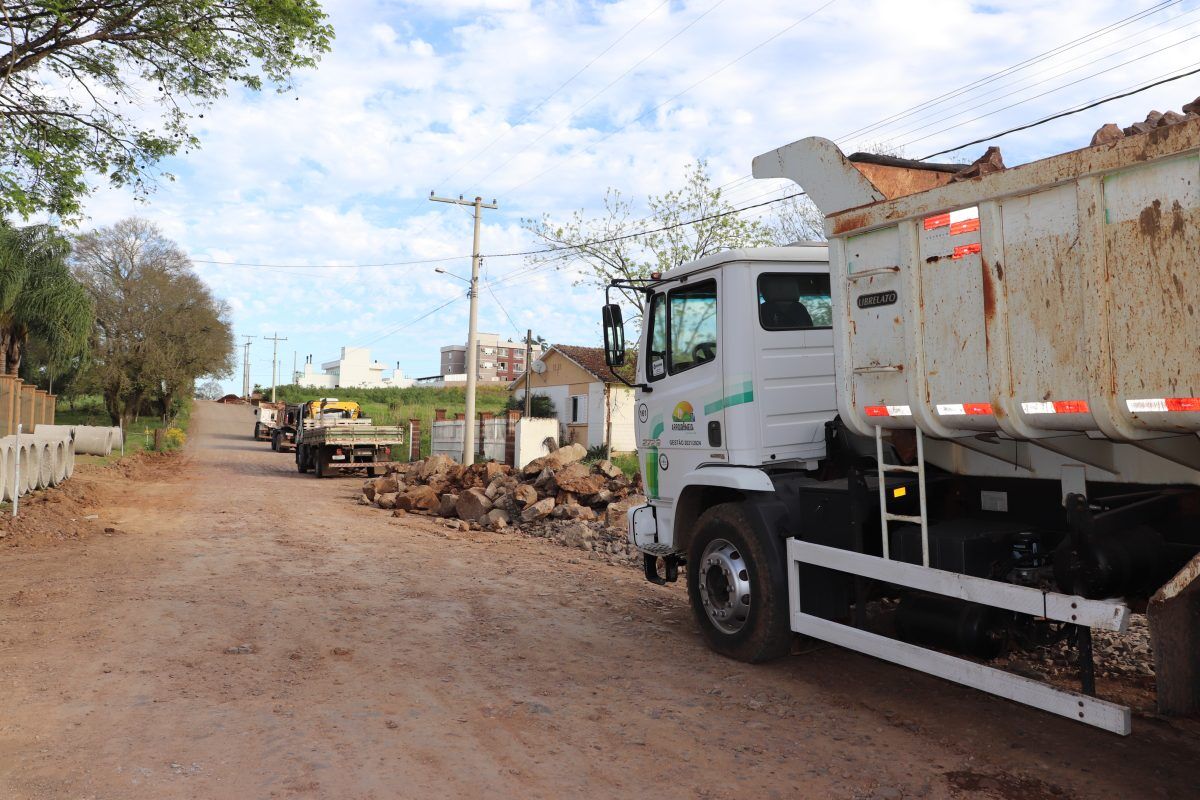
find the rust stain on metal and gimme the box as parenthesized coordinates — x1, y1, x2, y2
(1171, 199, 1186, 236)
(1138, 199, 1163, 236)
(832, 212, 871, 235)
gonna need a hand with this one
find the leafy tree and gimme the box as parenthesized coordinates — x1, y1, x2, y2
(506, 392, 556, 419)
(196, 378, 224, 400)
(770, 194, 827, 244)
(522, 160, 776, 322)
(0, 221, 93, 375)
(71, 217, 234, 426)
(0, 1, 334, 219)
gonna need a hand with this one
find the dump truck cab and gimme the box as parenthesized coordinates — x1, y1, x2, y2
(611, 246, 833, 557)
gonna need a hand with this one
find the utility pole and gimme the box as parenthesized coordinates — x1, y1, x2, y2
(293, 351, 298, 385)
(524, 328, 533, 417)
(264, 332, 288, 403)
(241, 336, 255, 399)
(430, 192, 498, 465)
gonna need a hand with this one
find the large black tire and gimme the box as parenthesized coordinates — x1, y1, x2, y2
(314, 450, 326, 478)
(253, 422, 262, 440)
(296, 446, 310, 473)
(686, 502, 792, 663)
(271, 431, 280, 452)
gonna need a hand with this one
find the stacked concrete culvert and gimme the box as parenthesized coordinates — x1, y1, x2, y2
(73, 425, 115, 456)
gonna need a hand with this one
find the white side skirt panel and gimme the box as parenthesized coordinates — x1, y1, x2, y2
(791, 540, 1129, 632)
(786, 539, 1133, 735)
(791, 612, 1131, 735)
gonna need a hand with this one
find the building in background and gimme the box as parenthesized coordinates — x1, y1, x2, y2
(509, 345, 635, 453)
(439, 333, 544, 384)
(294, 347, 414, 389)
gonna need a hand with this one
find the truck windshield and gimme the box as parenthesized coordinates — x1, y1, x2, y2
(757, 272, 831, 330)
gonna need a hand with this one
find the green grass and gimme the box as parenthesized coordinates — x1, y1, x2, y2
(55, 394, 192, 458)
(611, 452, 641, 481)
(268, 384, 513, 459)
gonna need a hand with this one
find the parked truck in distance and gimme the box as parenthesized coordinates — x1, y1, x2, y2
(602, 117, 1200, 735)
(293, 399, 405, 478)
(252, 402, 283, 441)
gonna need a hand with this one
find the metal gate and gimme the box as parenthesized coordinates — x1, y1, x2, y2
(430, 416, 509, 463)
(430, 418, 464, 459)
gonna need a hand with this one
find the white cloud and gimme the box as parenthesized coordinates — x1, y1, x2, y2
(69, 0, 1200, 391)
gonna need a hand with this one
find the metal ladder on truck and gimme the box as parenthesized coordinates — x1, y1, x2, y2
(873, 425, 930, 566)
(784, 423, 1133, 734)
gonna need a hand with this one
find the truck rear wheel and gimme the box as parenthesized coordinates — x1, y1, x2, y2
(687, 503, 792, 663)
(296, 447, 310, 473)
(253, 422, 262, 440)
(271, 431, 279, 452)
(314, 450, 326, 478)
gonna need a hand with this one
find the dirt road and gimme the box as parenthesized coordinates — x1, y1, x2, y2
(0, 401, 1197, 799)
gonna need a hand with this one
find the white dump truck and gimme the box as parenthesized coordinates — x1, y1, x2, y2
(601, 117, 1200, 734)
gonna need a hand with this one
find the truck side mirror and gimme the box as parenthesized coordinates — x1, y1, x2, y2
(602, 304, 625, 367)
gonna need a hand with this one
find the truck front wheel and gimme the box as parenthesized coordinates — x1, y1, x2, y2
(687, 503, 792, 663)
(296, 446, 310, 473)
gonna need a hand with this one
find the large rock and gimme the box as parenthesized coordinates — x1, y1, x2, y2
(374, 475, 400, 495)
(375, 492, 399, 510)
(555, 521, 598, 550)
(1090, 123, 1124, 146)
(484, 508, 511, 529)
(605, 494, 646, 531)
(396, 485, 441, 512)
(555, 463, 606, 496)
(521, 442, 587, 476)
(426, 475, 452, 496)
(438, 493, 460, 518)
(362, 479, 378, 502)
(596, 459, 623, 479)
(553, 504, 596, 521)
(513, 484, 538, 508)
(520, 497, 555, 522)
(455, 487, 494, 522)
(485, 475, 517, 500)
(484, 462, 510, 481)
(419, 454, 457, 481)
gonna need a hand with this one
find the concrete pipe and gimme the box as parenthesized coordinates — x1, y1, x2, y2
(33, 424, 75, 439)
(36, 441, 53, 490)
(0, 443, 9, 503)
(45, 439, 66, 486)
(74, 426, 114, 457)
(63, 438, 76, 480)
(21, 441, 38, 495)
(110, 426, 124, 454)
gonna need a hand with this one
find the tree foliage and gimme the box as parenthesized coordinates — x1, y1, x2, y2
(0, 1, 334, 219)
(522, 161, 777, 321)
(71, 217, 234, 426)
(770, 193, 827, 244)
(0, 220, 93, 376)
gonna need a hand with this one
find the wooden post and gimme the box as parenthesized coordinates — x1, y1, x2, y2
(1148, 553, 1200, 715)
(0, 374, 17, 437)
(19, 384, 36, 434)
(34, 389, 48, 429)
(46, 394, 56, 426)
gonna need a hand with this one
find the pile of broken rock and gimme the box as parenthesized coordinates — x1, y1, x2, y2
(358, 443, 646, 561)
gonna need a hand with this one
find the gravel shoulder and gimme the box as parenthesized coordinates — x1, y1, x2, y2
(0, 401, 1197, 800)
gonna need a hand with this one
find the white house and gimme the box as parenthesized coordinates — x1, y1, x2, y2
(294, 347, 414, 389)
(510, 345, 636, 453)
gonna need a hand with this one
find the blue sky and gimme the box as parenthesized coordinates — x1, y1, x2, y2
(76, 0, 1200, 392)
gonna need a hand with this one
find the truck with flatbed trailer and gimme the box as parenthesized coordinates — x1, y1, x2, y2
(293, 399, 405, 478)
(601, 116, 1200, 735)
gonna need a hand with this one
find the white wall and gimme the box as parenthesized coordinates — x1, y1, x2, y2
(607, 386, 637, 452)
(587, 383, 606, 449)
(531, 385, 570, 443)
(514, 418, 560, 469)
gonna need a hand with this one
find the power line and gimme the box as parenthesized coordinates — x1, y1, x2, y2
(919, 62, 1200, 160)
(890, 27, 1200, 152)
(836, 0, 1184, 145)
(191, 254, 469, 269)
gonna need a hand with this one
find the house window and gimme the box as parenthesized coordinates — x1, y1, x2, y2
(570, 395, 588, 424)
(498, 362, 507, 371)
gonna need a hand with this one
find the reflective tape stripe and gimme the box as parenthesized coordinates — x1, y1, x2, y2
(952, 242, 982, 259)
(923, 213, 951, 230)
(937, 402, 993, 416)
(1128, 397, 1200, 413)
(865, 405, 912, 417)
(1022, 400, 1090, 415)
(949, 207, 980, 235)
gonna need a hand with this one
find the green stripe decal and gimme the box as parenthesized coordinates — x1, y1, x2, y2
(704, 382, 755, 416)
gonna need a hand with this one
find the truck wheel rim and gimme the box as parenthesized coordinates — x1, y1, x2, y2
(698, 537, 751, 635)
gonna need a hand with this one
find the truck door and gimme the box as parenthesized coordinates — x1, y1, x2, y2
(639, 275, 726, 501)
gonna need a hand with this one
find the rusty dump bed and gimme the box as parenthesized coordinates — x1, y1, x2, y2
(759, 119, 1200, 462)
